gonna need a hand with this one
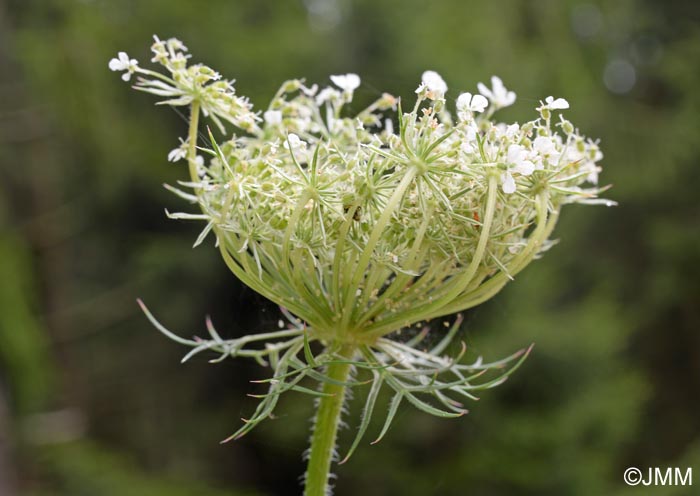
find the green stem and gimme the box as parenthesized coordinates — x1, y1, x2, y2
(339, 167, 417, 334)
(305, 345, 355, 496)
(187, 100, 201, 186)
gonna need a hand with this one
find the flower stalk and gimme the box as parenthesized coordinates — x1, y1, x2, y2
(305, 345, 355, 496)
(187, 100, 201, 185)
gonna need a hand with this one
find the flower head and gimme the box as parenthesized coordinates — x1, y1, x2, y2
(123, 38, 260, 134)
(120, 37, 612, 462)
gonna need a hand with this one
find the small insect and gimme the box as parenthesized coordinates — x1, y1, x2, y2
(343, 204, 362, 221)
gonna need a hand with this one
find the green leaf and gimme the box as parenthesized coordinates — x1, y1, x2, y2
(340, 372, 383, 464)
(303, 328, 317, 367)
(371, 392, 403, 445)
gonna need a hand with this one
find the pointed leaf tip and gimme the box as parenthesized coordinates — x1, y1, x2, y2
(220, 434, 236, 444)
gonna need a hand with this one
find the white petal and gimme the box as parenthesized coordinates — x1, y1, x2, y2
(168, 148, 185, 162)
(121, 72, 131, 82)
(264, 110, 282, 125)
(330, 74, 344, 88)
(384, 118, 394, 135)
(545, 96, 569, 109)
(315, 87, 339, 105)
(108, 58, 123, 71)
(456, 92, 472, 112)
(421, 70, 447, 94)
(471, 94, 488, 112)
(512, 160, 535, 176)
(502, 172, 516, 194)
(477, 82, 492, 98)
(479, 76, 516, 108)
(533, 136, 555, 154)
(507, 144, 524, 164)
(586, 169, 600, 185)
(551, 97, 569, 109)
(285, 133, 305, 150)
(345, 73, 360, 91)
(330, 73, 360, 92)
(505, 123, 520, 137)
(491, 76, 505, 93)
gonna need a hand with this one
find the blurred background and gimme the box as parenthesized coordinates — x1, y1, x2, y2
(1, 0, 699, 495)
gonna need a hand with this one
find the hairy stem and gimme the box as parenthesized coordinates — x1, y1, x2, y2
(305, 345, 355, 496)
(187, 101, 201, 185)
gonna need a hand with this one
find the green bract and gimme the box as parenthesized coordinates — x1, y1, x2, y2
(114, 36, 612, 495)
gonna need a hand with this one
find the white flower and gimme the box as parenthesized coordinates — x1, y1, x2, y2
(301, 83, 319, 97)
(477, 76, 516, 109)
(108, 52, 139, 81)
(460, 123, 479, 155)
(501, 172, 517, 194)
(506, 145, 535, 175)
(581, 160, 601, 184)
(316, 87, 341, 105)
(533, 136, 556, 154)
(422, 71, 447, 93)
(532, 136, 561, 168)
(456, 92, 488, 117)
(384, 118, 394, 136)
(330, 73, 361, 93)
(166, 37, 188, 53)
(542, 96, 570, 110)
(284, 133, 306, 150)
(167, 145, 187, 162)
(328, 115, 343, 134)
(495, 123, 520, 140)
(284, 133, 308, 161)
(501, 144, 536, 194)
(417, 70, 447, 99)
(264, 110, 283, 126)
(580, 140, 603, 184)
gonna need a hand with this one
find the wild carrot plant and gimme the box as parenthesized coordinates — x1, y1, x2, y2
(110, 37, 612, 495)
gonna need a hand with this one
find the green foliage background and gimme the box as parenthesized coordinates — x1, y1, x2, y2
(0, 0, 698, 495)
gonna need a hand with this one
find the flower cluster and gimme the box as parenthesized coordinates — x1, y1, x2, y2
(111, 37, 612, 456)
(111, 36, 259, 133)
